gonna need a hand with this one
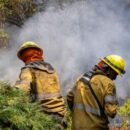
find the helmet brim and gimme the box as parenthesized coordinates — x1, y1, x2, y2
(100, 58, 125, 75)
(17, 46, 43, 59)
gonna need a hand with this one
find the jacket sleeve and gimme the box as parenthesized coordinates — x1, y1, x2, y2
(15, 67, 32, 93)
(104, 82, 118, 118)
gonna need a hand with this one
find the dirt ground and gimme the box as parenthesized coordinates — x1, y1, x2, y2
(109, 125, 130, 130)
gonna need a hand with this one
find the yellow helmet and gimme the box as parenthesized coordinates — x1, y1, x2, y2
(100, 55, 126, 75)
(17, 41, 43, 59)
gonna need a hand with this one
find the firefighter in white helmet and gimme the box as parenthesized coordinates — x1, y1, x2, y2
(67, 55, 126, 130)
(15, 41, 67, 129)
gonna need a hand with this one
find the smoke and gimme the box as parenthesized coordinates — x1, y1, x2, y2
(2, 0, 130, 98)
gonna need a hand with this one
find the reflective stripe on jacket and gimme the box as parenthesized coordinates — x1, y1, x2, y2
(67, 70, 118, 130)
(15, 61, 66, 117)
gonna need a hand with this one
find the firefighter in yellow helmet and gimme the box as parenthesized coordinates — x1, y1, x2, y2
(67, 55, 126, 130)
(15, 41, 67, 129)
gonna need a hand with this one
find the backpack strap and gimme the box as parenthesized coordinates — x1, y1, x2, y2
(80, 71, 107, 117)
(29, 68, 38, 102)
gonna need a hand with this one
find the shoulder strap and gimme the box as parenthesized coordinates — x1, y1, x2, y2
(80, 72, 106, 116)
(30, 68, 38, 102)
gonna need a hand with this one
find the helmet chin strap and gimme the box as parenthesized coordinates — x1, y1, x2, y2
(106, 68, 117, 80)
(95, 64, 115, 80)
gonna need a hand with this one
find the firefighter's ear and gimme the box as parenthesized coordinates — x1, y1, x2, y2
(101, 64, 110, 75)
(102, 64, 108, 68)
(102, 64, 109, 71)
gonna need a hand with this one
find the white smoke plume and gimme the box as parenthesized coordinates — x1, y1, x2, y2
(1, 0, 130, 99)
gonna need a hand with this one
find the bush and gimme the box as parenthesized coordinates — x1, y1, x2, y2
(0, 82, 58, 130)
(118, 99, 130, 130)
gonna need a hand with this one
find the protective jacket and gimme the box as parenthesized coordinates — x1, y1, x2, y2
(67, 70, 118, 130)
(15, 61, 66, 117)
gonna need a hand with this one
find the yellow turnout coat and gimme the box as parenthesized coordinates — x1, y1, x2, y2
(67, 70, 118, 130)
(16, 61, 66, 117)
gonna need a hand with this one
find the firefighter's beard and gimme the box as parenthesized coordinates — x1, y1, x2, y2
(107, 70, 118, 81)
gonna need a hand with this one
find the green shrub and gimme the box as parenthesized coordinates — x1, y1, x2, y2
(0, 82, 58, 130)
(118, 99, 130, 130)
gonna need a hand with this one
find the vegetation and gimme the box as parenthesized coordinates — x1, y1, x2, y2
(0, 82, 59, 130)
(0, 0, 38, 48)
(0, 0, 9, 47)
(0, 0, 37, 26)
(118, 99, 130, 130)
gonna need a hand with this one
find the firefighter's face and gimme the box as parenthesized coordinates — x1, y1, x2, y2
(109, 69, 118, 80)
